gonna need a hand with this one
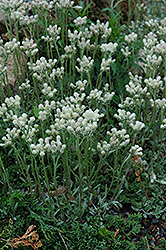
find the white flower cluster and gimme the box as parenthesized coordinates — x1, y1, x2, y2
(150, 98, 166, 109)
(57, 92, 86, 107)
(12, 113, 30, 127)
(125, 32, 138, 43)
(41, 35, 53, 43)
(97, 128, 130, 155)
(155, 40, 166, 55)
(42, 83, 57, 98)
(119, 73, 147, 108)
(157, 18, 166, 36)
(55, 108, 103, 135)
(127, 73, 146, 94)
(0, 128, 21, 147)
(100, 42, 118, 55)
(126, 76, 147, 96)
(161, 119, 166, 129)
(45, 92, 104, 136)
(115, 108, 145, 132)
(20, 38, 38, 57)
(129, 121, 145, 132)
(12, 113, 39, 143)
(11, 9, 25, 21)
(143, 32, 158, 50)
(145, 54, 162, 71)
(19, 79, 31, 90)
(28, 57, 57, 80)
(74, 16, 87, 27)
(121, 46, 131, 57)
(30, 135, 66, 156)
(0, 111, 39, 146)
(87, 87, 115, 104)
(0, 104, 11, 121)
(4, 95, 21, 109)
(144, 76, 163, 90)
(68, 30, 82, 44)
(129, 145, 142, 156)
(56, 0, 74, 9)
(63, 45, 76, 59)
(90, 20, 112, 39)
(100, 58, 115, 72)
(114, 109, 136, 126)
(38, 100, 56, 121)
(31, 0, 54, 11)
(50, 67, 64, 79)
(136, 2, 147, 12)
(19, 14, 38, 26)
(76, 55, 94, 74)
(103, 91, 115, 103)
(77, 37, 91, 50)
(42, 25, 61, 42)
(87, 89, 102, 101)
(70, 80, 87, 92)
(0, 0, 23, 11)
(82, 28, 93, 39)
(145, 19, 159, 29)
(118, 97, 136, 108)
(4, 38, 20, 53)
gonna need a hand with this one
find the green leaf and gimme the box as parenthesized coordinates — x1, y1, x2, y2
(33, 106, 40, 118)
(99, 226, 110, 237)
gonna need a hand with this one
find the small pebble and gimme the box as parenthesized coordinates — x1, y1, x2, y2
(156, 231, 160, 236)
(152, 219, 159, 224)
(139, 237, 143, 242)
(150, 240, 155, 247)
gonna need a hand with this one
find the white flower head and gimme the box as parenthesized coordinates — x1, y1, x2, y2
(130, 121, 145, 131)
(130, 145, 142, 156)
(76, 55, 94, 74)
(125, 32, 138, 43)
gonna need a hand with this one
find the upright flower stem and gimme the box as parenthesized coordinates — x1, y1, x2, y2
(76, 137, 83, 219)
(164, 56, 166, 98)
(34, 159, 44, 202)
(29, 146, 38, 194)
(61, 12, 65, 48)
(84, 138, 91, 204)
(0, 156, 7, 193)
(110, 154, 131, 202)
(62, 135, 70, 193)
(156, 129, 163, 173)
(128, 0, 132, 26)
(52, 155, 64, 220)
(41, 157, 53, 219)
(107, 151, 118, 194)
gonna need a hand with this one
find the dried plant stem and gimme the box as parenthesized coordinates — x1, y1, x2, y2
(59, 232, 69, 250)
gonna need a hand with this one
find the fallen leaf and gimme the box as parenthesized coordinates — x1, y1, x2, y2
(46, 186, 66, 197)
(9, 225, 42, 249)
(114, 228, 119, 239)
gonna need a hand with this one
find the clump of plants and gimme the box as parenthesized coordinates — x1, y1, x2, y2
(0, 0, 166, 249)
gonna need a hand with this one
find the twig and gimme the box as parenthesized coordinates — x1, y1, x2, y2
(145, 236, 150, 249)
(59, 232, 69, 250)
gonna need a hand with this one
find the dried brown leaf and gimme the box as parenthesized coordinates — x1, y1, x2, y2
(9, 225, 42, 249)
(46, 186, 66, 197)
